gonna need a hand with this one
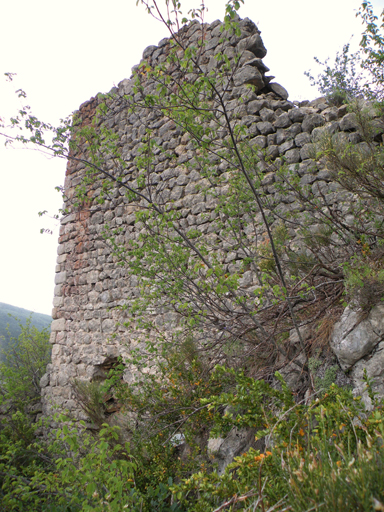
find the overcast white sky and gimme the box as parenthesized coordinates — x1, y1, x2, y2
(0, 0, 382, 315)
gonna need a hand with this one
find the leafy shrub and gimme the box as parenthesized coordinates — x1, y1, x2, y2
(305, 44, 364, 105)
(306, 2, 383, 103)
(0, 316, 50, 410)
(1, 354, 384, 511)
(171, 368, 384, 512)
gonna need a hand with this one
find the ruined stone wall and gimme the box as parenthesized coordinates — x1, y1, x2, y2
(41, 17, 382, 419)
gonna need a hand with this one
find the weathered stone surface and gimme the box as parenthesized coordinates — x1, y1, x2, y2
(250, 135, 267, 149)
(279, 139, 295, 154)
(295, 132, 311, 147)
(323, 107, 339, 122)
(257, 121, 274, 135)
(51, 318, 66, 332)
(260, 108, 276, 123)
(247, 99, 269, 114)
(208, 426, 262, 475)
(300, 143, 316, 160)
(40, 373, 50, 388)
(274, 112, 291, 128)
(247, 58, 270, 73)
(54, 272, 67, 285)
(339, 113, 359, 131)
(233, 66, 264, 89)
(285, 148, 301, 163)
(266, 145, 279, 159)
(269, 83, 288, 100)
(142, 45, 158, 59)
(275, 129, 289, 145)
(331, 305, 384, 370)
(351, 341, 384, 409)
(288, 107, 307, 123)
(237, 33, 267, 58)
(302, 114, 325, 133)
(311, 122, 339, 142)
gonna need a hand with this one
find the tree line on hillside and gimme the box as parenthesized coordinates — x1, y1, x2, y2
(0, 302, 51, 358)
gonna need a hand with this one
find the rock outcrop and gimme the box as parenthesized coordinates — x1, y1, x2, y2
(331, 305, 384, 408)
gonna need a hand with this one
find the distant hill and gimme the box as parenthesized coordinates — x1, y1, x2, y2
(0, 302, 52, 357)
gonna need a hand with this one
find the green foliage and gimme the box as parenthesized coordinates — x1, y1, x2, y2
(71, 380, 108, 429)
(0, 345, 384, 511)
(306, 1, 384, 103)
(359, 1, 384, 101)
(171, 370, 384, 512)
(99, 338, 224, 493)
(343, 251, 384, 311)
(0, 302, 51, 358)
(0, 317, 51, 409)
(305, 44, 364, 105)
(0, 419, 140, 511)
(308, 357, 339, 395)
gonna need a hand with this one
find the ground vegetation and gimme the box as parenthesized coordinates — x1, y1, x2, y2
(0, 303, 51, 358)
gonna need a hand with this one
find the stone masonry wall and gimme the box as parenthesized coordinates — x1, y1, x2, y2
(41, 17, 383, 420)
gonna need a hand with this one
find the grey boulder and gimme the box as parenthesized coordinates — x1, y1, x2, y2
(330, 305, 384, 370)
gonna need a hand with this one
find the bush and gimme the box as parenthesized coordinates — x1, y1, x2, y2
(305, 44, 364, 105)
(0, 354, 383, 511)
(0, 316, 51, 410)
(171, 369, 384, 512)
(306, 1, 384, 103)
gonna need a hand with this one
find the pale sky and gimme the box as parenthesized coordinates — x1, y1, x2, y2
(0, 0, 382, 315)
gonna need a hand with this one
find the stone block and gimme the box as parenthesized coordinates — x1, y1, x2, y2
(302, 113, 325, 133)
(285, 148, 301, 164)
(86, 270, 100, 284)
(339, 113, 359, 131)
(279, 139, 295, 154)
(51, 318, 66, 332)
(102, 319, 115, 333)
(233, 66, 264, 90)
(237, 33, 267, 58)
(251, 135, 267, 149)
(247, 99, 269, 114)
(40, 373, 50, 388)
(269, 83, 289, 100)
(256, 121, 274, 135)
(260, 108, 276, 123)
(208, 426, 259, 475)
(295, 132, 311, 147)
(54, 272, 67, 285)
(274, 112, 291, 128)
(300, 143, 316, 160)
(351, 341, 384, 409)
(288, 107, 307, 123)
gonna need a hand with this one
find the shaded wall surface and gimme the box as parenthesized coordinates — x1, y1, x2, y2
(41, 17, 378, 418)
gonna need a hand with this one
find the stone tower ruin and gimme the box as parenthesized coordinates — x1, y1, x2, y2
(41, 16, 382, 419)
